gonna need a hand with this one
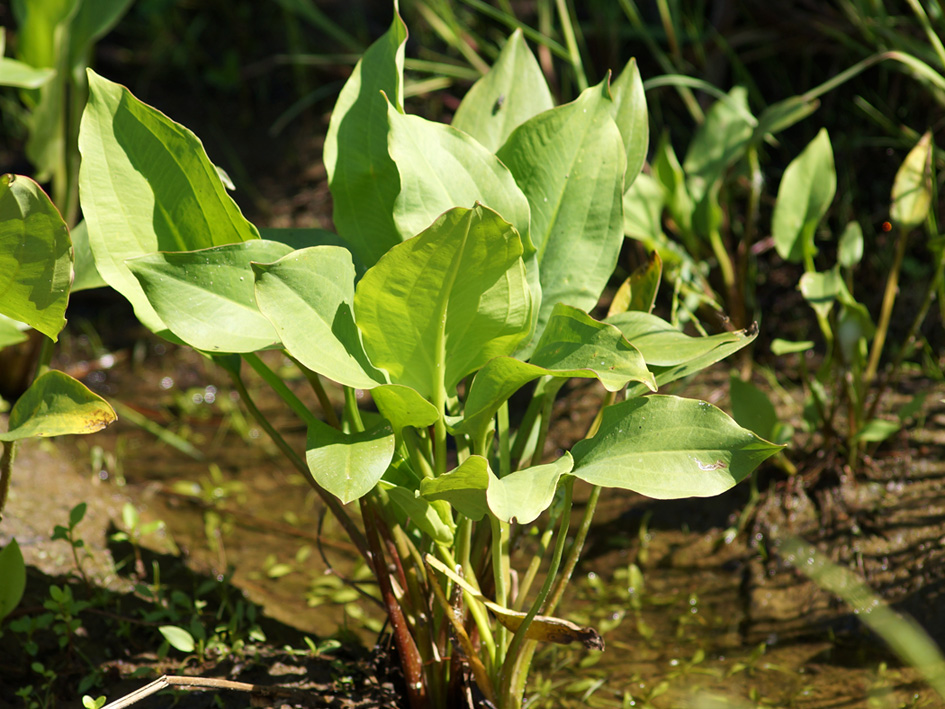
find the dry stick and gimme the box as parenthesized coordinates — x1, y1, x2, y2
(100, 674, 313, 709)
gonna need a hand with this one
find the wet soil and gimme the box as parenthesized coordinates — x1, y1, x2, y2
(4, 340, 945, 708)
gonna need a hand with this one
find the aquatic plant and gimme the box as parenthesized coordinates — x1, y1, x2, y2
(75, 7, 781, 707)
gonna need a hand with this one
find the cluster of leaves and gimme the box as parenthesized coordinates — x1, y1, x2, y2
(69, 4, 783, 707)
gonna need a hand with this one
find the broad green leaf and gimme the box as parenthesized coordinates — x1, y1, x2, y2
(452, 29, 554, 154)
(355, 205, 532, 400)
(608, 251, 662, 316)
(372, 384, 440, 433)
(420, 455, 491, 521)
(838, 221, 863, 269)
(610, 313, 758, 397)
(0, 540, 26, 622)
(623, 173, 665, 243)
(607, 311, 745, 366)
(683, 87, 754, 203)
(611, 58, 648, 187)
(890, 131, 933, 230)
(12, 0, 75, 69)
(0, 370, 116, 441)
(487, 453, 573, 524)
(458, 304, 656, 444)
(387, 102, 531, 248)
(652, 134, 693, 240)
(571, 395, 782, 499)
(382, 483, 454, 545)
(253, 247, 385, 389)
(420, 454, 569, 524)
(729, 374, 778, 442)
(79, 70, 259, 333)
(69, 220, 106, 292)
(128, 240, 293, 353)
(306, 420, 395, 504)
(0, 58, 55, 88)
(159, 625, 195, 653)
(0, 174, 71, 340)
(773, 128, 835, 263)
(498, 80, 626, 343)
(323, 10, 407, 268)
(0, 315, 29, 348)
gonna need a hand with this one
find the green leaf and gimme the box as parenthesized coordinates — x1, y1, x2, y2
(799, 267, 848, 320)
(571, 395, 782, 499)
(0, 370, 116, 441)
(371, 384, 440, 433)
(64, 0, 135, 79)
(771, 338, 814, 355)
(0, 315, 29, 348)
(420, 456, 491, 520)
(382, 483, 454, 545)
(855, 418, 901, 443)
(729, 375, 778, 442)
(323, 10, 407, 268)
(611, 58, 649, 187)
(421, 454, 570, 524)
(772, 128, 835, 263)
(355, 205, 533, 400)
(253, 246, 385, 389)
(623, 173, 666, 243)
(652, 134, 693, 240)
(838, 221, 863, 269)
(78, 70, 259, 333)
(890, 131, 933, 230)
(452, 29, 554, 154)
(486, 453, 573, 524)
(607, 311, 746, 366)
(498, 79, 626, 343)
(159, 625, 195, 653)
(0, 58, 55, 89)
(608, 312, 758, 397)
(306, 420, 395, 504)
(128, 240, 293, 353)
(683, 87, 754, 203)
(0, 174, 71, 340)
(69, 220, 106, 292)
(387, 101, 531, 248)
(608, 251, 662, 316)
(457, 304, 656, 444)
(0, 540, 26, 622)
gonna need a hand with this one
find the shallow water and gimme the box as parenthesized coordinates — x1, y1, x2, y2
(6, 337, 945, 708)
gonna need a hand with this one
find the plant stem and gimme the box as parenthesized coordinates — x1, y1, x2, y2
(286, 355, 340, 429)
(545, 483, 600, 614)
(554, 0, 588, 90)
(490, 516, 511, 665)
(226, 366, 370, 562)
(865, 226, 909, 386)
(497, 401, 511, 478)
(0, 441, 17, 522)
(500, 479, 573, 708)
(242, 353, 321, 429)
(362, 501, 427, 709)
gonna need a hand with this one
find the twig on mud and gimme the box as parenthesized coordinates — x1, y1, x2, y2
(100, 674, 313, 709)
